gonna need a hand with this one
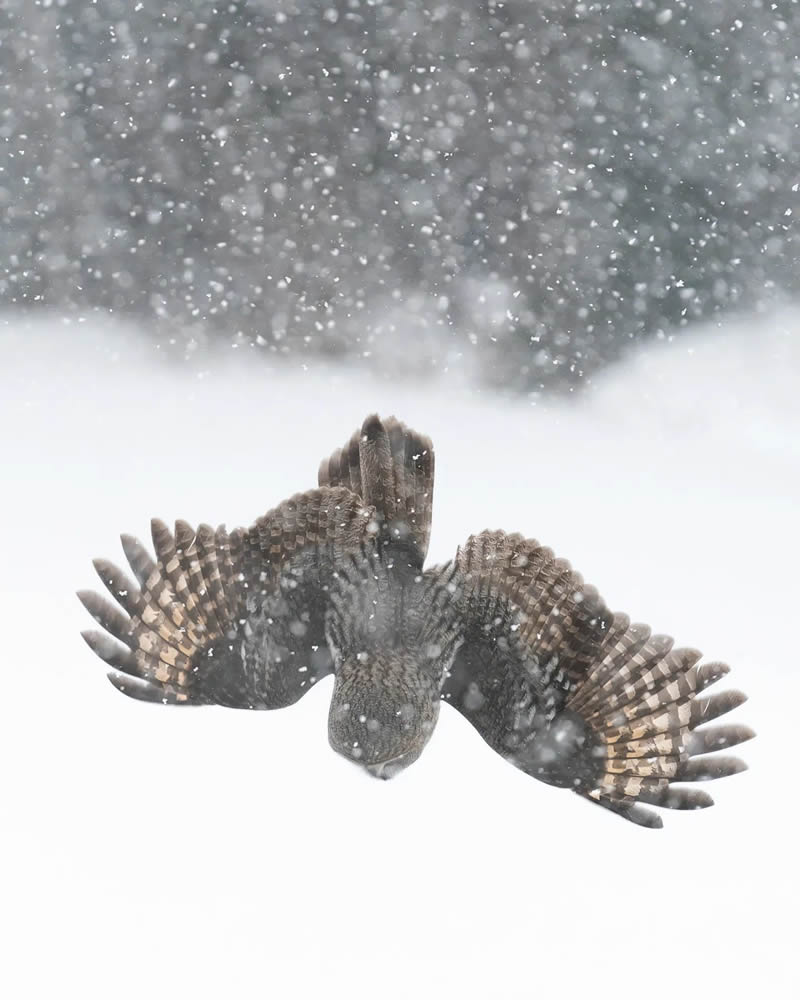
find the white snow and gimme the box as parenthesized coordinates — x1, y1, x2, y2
(1, 310, 796, 999)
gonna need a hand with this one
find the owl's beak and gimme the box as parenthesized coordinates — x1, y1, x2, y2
(365, 749, 417, 780)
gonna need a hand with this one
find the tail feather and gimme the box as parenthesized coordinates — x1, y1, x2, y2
(317, 414, 434, 566)
(345, 432, 364, 498)
(318, 446, 341, 491)
(358, 414, 394, 517)
(387, 419, 411, 525)
(386, 416, 434, 562)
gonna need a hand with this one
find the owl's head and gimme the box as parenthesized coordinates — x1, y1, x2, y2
(327, 651, 443, 777)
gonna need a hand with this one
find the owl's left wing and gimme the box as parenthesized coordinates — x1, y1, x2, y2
(78, 487, 377, 709)
(438, 531, 753, 827)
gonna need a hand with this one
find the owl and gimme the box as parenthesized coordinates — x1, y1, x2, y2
(78, 415, 753, 827)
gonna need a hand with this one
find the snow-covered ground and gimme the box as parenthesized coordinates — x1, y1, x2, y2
(2, 312, 797, 998)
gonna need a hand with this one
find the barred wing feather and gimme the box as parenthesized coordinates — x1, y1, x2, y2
(441, 530, 753, 827)
(78, 487, 377, 709)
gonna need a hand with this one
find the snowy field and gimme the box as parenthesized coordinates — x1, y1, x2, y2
(2, 312, 797, 998)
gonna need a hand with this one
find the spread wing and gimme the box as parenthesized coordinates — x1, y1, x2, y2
(440, 531, 754, 827)
(78, 487, 377, 708)
(318, 413, 434, 569)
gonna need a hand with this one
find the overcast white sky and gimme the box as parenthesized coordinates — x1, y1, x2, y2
(2, 310, 797, 999)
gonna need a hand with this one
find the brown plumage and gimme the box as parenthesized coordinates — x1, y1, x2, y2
(78, 414, 752, 827)
(80, 487, 378, 707)
(439, 531, 751, 827)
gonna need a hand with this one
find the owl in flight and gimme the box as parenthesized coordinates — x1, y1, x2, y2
(79, 415, 752, 827)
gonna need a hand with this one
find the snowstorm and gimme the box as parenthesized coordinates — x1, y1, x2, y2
(1, 2, 798, 998)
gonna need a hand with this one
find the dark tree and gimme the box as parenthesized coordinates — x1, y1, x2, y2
(1, 0, 798, 390)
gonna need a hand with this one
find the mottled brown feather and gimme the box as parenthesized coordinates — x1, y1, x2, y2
(80, 487, 378, 707)
(441, 528, 751, 826)
(317, 414, 435, 566)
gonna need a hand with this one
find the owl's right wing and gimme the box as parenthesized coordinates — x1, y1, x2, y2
(318, 414, 434, 569)
(78, 487, 377, 709)
(439, 531, 753, 828)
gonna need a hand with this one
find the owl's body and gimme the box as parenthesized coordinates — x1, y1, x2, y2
(79, 415, 752, 827)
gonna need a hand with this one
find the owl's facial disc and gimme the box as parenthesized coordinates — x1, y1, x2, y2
(327, 664, 440, 777)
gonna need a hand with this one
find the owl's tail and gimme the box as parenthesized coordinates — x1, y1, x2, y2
(566, 617, 754, 827)
(318, 414, 434, 567)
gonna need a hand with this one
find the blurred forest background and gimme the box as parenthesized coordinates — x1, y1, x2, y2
(1, 0, 798, 392)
